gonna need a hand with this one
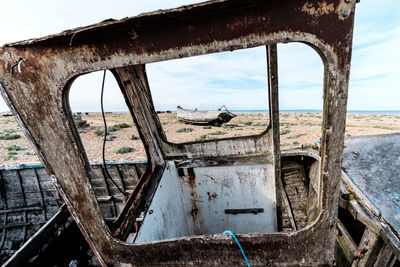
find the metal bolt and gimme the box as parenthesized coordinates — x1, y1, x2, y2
(341, 9, 349, 17)
(333, 158, 340, 163)
(72, 201, 77, 206)
(307, 2, 313, 8)
(90, 233, 94, 238)
(330, 219, 336, 224)
(149, 209, 153, 215)
(339, 93, 346, 99)
(4, 52, 11, 59)
(2, 80, 8, 86)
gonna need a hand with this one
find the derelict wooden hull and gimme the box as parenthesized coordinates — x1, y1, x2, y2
(176, 106, 236, 126)
(3, 150, 399, 266)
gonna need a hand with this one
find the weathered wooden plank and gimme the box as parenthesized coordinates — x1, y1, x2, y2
(336, 221, 358, 261)
(373, 242, 397, 267)
(33, 168, 47, 221)
(3, 205, 70, 267)
(0, 207, 42, 214)
(267, 44, 282, 233)
(352, 228, 383, 267)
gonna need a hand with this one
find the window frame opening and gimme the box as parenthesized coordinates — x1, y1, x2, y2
(145, 45, 272, 145)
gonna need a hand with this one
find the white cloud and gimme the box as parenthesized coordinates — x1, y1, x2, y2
(146, 46, 269, 111)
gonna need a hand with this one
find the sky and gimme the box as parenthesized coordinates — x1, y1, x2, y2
(0, 0, 399, 112)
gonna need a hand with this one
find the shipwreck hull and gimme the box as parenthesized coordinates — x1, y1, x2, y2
(176, 106, 236, 126)
(2, 148, 400, 266)
(0, 162, 147, 265)
(0, 0, 385, 265)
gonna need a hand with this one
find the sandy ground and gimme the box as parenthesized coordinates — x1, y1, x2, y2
(0, 112, 399, 166)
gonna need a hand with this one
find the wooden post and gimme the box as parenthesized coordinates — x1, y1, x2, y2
(267, 44, 282, 230)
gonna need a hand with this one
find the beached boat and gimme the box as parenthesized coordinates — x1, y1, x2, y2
(2, 140, 400, 266)
(2, 0, 399, 266)
(176, 106, 236, 126)
(0, 162, 147, 265)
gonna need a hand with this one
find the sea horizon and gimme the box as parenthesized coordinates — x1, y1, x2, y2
(2, 109, 400, 115)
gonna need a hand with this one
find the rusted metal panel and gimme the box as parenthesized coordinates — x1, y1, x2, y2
(136, 161, 276, 242)
(0, 0, 356, 265)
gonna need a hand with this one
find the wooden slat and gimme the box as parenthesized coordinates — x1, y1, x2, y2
(352, 228, 383, 267)
(16, 170, 27, 244)
(0, 207, 42, 214)
(34, 168, 47, 220)
(4, 205, 70, 267)
(0, 171, 8, 250)
(0, 222, 31, 230)
(374, 242, 397, 267)
(336, 221, 357, 261)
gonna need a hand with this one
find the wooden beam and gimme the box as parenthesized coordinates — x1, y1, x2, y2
(336, 221, 357, 261)
(373, 242, 398, 267)
(352, 228, 383, 267)
(267, 44, 282, 231)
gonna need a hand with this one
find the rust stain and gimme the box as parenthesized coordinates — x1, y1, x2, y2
(207, 192, 217, 201)
(204, 174, 216, 183)
(301, 2, 335, 17)
(185, 167, 202, 234)
(187, 168, 197, 189)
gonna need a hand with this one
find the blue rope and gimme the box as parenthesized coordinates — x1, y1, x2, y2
(223, 230, 251, 267)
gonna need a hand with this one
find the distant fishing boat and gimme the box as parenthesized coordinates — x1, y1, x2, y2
(176, 105, 237, 126)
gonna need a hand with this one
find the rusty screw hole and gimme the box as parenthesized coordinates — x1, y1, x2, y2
(191, 208, 198, 216)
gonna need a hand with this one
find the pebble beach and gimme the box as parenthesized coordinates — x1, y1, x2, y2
(0, 112, 399, 166)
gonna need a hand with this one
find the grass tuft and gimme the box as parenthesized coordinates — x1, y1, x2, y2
(94, 129, 106, 136)
(195, 134, 208, 141)
(106, 135, 117, 141)
(176, 128, 193, 133)
(2, 155, 17, 161)
(286, 134, 307, 139)
(130, 135, 139, 140)
(114, 123, 131, 129)
(4, 145, 23, 151)
(210, 131, 226, 135)
(0, 134, 21, 140)
(116, 147, 134, 154)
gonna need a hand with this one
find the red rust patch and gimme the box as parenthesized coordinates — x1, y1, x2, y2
(207, 192, 217, 201)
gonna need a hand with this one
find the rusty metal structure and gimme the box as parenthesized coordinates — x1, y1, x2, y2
(0, 0, 363, 265)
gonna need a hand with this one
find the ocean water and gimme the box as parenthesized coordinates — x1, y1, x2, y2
(5, 109, 398, 115)
(230, 109, 400, 115)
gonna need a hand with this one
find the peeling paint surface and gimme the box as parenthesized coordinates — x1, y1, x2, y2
(342, 133, 400, 237)
(136, 160, 276, 243)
